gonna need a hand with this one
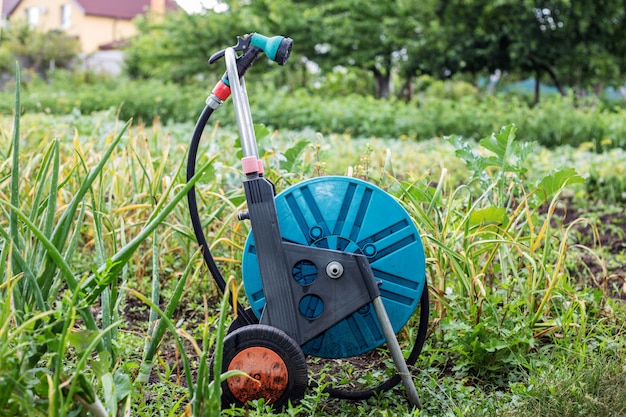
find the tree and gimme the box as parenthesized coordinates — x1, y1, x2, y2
(407, 0, 626, 102)
(547, 0, 626, 94)
(125, 0, 626, 102)
(0, 22, 80, 78)
(127, 1, 417, 97)
(125, 8, 271, 83)
(246, 0, 422, 99)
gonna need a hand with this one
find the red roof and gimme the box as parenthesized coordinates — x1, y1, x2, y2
(3, 0, 179, 20)
(2, 0, 19, 16)
(76, 0, 179, 20)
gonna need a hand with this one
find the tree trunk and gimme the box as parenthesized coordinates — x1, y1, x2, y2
(301, 62, 308, 89)
(399, 75, 414, 101)
(371, 57, 393, 99)
(534, 69, 541, 105)
(373, 70, 391, 99)
(529, 55, 566, 102)
(541, 63, 566, 96)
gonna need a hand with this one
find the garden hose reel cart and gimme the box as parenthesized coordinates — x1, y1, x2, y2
(186, 33, 430, 409)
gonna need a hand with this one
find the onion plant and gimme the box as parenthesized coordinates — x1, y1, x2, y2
(391, 124, 590, 377)
(0, 67, 215, 416)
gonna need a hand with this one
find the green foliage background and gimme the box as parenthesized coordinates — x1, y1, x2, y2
(0, 22, 80, 77)
(121, 1, 626, 101)
(2, 73, 626, 151)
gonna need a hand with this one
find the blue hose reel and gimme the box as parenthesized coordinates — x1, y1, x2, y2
(242, 176, 427, 359)
(190, 34, 430, 408)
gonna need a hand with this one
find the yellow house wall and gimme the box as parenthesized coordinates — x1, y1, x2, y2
(9, 0, 138, 53)
(72, 15, 137, 53)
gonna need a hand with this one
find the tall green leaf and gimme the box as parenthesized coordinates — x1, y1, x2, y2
(37, 120, 132, 299)
(9, 64, 22, 277)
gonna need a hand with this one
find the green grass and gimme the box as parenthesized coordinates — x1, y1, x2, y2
(2, 102, 626, 417)
(506, 351, 626, 416)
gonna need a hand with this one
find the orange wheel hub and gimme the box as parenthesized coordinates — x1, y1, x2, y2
(227, 347, 289, 404)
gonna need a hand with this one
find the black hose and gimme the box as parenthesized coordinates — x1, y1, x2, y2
(187, 104, 255, 325)
(322, 285, 430, 400)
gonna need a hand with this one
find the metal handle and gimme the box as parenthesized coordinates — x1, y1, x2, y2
(225, 47, 259, 162)
(372, 296, 422, 409)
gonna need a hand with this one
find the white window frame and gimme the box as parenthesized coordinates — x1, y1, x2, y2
(26, 6, 40, 27)
(60, 4, 72, 29)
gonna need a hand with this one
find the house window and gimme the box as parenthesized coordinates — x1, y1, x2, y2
(26, 7, 40, 27)
(60, 4, 72, 28)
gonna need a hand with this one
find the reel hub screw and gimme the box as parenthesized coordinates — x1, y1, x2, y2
(326, 261, 344, 279)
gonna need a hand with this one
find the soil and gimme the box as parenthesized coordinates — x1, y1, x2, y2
(552, 198, 626, 300)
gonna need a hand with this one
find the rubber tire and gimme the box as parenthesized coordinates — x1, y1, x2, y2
(218, 324, 307, 409)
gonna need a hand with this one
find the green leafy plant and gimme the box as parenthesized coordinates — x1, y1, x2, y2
(0, 67, 214, 416)
(129, 274, 248, 417)
(0, 22, 80, 75)
(391, 124, 589, 380)
(2, 64, 625, 416)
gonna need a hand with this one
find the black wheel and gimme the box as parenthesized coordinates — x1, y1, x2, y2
(216, 324, 307, 409)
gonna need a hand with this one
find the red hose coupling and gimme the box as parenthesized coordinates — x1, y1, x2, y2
(212, 80, 231, 101)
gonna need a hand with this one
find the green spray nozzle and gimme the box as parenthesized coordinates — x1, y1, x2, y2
(208, 33, 293, 72)
(250, 33, 293, 65)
